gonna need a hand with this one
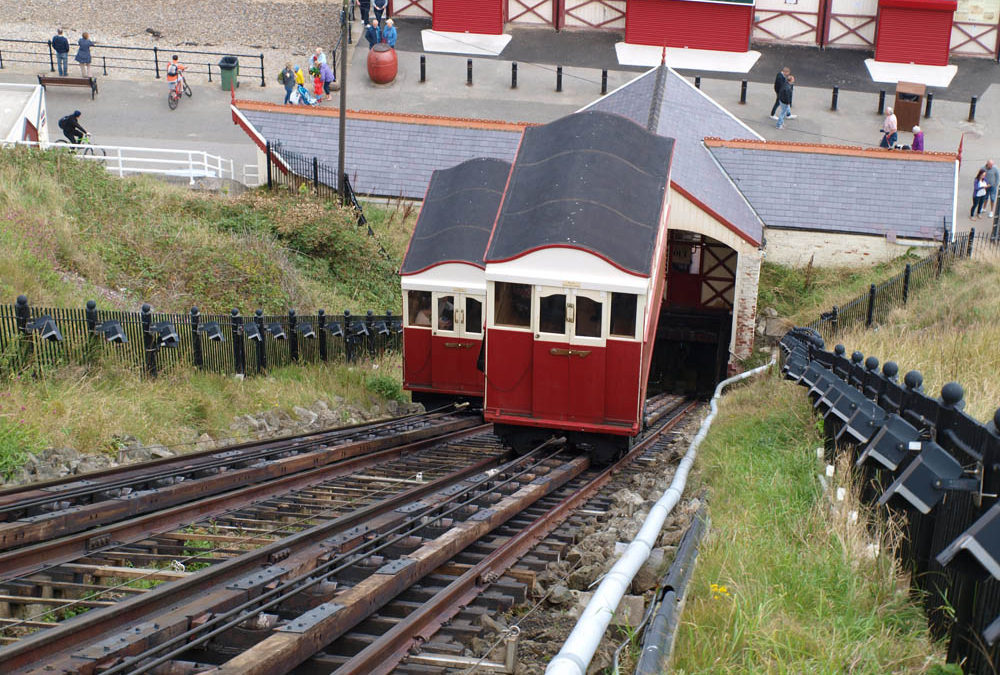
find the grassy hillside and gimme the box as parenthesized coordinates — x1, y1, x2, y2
(673, 257, 1000, 673)
(0, 147, 407, 314)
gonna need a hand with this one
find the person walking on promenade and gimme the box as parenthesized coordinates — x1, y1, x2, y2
(775, 75, 794, 129)
(314, 47, 327, 65)
(280, 62, 295, 104)
(75, 32, 94, 77)
(357, 0, 371, 24)
(319, 60, 336, 97)
(52, 28, 70, 76)
(880, 107, 898, 148)
(770, 67, 790, 120)
(365, 19, 381, 49)
(911, 126, 924, 152)
(382, 19, 397, 47)
(373, 0, 388, 25)
(971, 169, 989, 220)
(982, 159, 999, 216)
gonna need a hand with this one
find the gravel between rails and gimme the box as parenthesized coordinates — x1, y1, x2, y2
(0, 0, 348, 90)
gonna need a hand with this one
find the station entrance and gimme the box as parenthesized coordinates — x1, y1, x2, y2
(650, 230, 736, 396)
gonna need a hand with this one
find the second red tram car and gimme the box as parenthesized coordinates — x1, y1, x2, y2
(481, 111, 676, 460)
(401, 157, 511, 406)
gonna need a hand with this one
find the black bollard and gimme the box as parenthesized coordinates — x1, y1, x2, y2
(467, 58, 472, 87)
(831, 86, 839, 111)
(969, 96, 977, 122)
(739, 80, 747, 105)
(420, 55, 426, 83)
(878, 90, 885, 114)
(924, 91, 933, 118)
(694, 76, 701, 89)
(556, 66, 563, 92)
(512, 62, 517, 89)
(601, 69, 607, 95)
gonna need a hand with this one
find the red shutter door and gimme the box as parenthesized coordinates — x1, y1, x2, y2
(875, 0, 956, 65)
(434, 0, 505, 33)
(626, 0, 753, 52)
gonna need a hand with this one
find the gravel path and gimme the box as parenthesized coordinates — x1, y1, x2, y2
(0, 0, 349, 86)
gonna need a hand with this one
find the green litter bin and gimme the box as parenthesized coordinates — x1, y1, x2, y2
(218, 56, 239, 91)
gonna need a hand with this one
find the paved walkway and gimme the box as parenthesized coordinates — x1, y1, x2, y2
(3, 18, 1000, 228)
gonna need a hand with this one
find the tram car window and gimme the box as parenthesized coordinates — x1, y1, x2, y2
(538, 291, 567, 335)
(494, 282, 531, 328)
(575, 296, 602, 339)
(610, 293, 638, 339)
(465, 297, 483, 334)
(436, 296, 455, 332)
(408, 291, 432, 327)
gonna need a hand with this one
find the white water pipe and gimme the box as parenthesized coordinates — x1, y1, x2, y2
(545, 358, 776, 675)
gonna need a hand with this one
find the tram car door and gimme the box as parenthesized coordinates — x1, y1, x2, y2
(430, 292, 485, 394)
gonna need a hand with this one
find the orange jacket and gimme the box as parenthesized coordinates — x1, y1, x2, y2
(166, 61, 186, 82)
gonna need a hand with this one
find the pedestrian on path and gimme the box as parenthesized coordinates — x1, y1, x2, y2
(770, 67, 790, 120)
(880, 107, 898, 148)
(75, 32, 94, 78)
(382, 19, 397, 47)
(982, 159, 999, 216)
(281, 62, 295, 104)
(971, 169, 989, 220)
(365, 19, 381, 49)
(357, 0, 371, 25)
(320, 60, 337, 96)
(52, 28, 70, 76)
(911, 126, 924, 152)
(373, 0, 388, 25)
(775, 75, 794, 129)
(314, 48, 327, 65)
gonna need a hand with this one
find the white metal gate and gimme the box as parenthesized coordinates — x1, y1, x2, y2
(563, 0, 626, 29)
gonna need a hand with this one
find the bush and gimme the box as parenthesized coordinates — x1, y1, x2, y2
(365, 373, 405, 402)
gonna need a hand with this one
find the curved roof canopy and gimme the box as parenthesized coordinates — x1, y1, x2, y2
(485, 110, 674, 276)
(401, 157, 511, 274)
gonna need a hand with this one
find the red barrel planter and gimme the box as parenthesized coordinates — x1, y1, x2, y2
(367, 44, 398, 84)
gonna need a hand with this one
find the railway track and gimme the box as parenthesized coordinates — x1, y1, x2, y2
(0, 395, 697, 674)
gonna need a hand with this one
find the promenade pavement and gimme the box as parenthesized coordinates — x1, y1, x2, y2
(4, 18, 1000, 228)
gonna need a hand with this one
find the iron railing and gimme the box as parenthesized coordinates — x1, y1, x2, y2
(0, 38, 265, 86)
(810, 226, 1000, 340)
(0, 296, 401, 379)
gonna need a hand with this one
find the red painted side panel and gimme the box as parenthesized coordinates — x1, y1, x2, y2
(531, 341, 572, 420)
(569, 346, 607, 422)
(485, 329, 534, 415)
(433, 0, 505, 34)
(431, 335, 485, 395)
(875, 7, 953, 66)
(605, 340, 642, 423)
(626, 0, 753, 52)
(403, 327, 432, 390)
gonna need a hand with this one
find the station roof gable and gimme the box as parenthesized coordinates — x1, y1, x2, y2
(485, 111, 675, 277)
(401, 157, 511, 274)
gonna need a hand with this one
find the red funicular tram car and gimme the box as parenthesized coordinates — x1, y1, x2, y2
(482, 111, 675, 461)
(401, 157, 511, 407)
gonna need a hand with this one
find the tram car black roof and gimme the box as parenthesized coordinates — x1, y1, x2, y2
(484, 110, 675, 277)
(400, 157, 512, 275)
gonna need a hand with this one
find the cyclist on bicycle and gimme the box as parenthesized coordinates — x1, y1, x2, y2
(166, 55, 187, 91)
(58, 110, 87, 144)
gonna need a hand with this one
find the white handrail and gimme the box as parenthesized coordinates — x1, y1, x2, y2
(7, 140, 236, 182)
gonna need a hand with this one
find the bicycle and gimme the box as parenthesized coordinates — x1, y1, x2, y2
(54, 133, 106, 157)
(167, 75, 193, 110)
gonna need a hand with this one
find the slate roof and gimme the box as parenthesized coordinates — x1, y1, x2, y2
(707, 140, 956, 241)
(400, 157, 511, 275)
(485, 111, 674, 277)
(583, 66, 765, 246)
(237, 104, 524, 199)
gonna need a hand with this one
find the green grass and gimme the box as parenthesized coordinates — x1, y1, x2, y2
(673, 377, 944, 673)
(0, 146, 410, 314)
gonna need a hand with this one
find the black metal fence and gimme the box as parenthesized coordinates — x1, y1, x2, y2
(0, 296, 402, 379)
(809, 226, 1000, 339)
(0, 37, 266, 86)
(781, 329, 1000, 674)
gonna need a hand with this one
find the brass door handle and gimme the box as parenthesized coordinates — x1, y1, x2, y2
(549, 348, 591, 358)
(445, 342, 474, 349)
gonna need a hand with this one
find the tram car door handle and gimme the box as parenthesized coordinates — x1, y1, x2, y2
(566, 303, 576, 323)
(444, 342, 474, 349)
(549, 348, 591, 358)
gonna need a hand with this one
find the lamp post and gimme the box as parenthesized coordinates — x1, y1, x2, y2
(339, 0, 349, 205)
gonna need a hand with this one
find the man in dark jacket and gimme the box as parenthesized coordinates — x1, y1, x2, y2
(52, 28, 70, 76)
(357, 0, 371, 24)
(775, 75, 794, 129)
(770, 67, 796, 120)
(364, 19, 381, 49)
(58, 110, 87, 144)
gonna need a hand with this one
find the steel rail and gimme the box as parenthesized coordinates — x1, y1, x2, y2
(0, 407, 463, 513)
(0, 416, 479, 553)
(98, 443, 570, 675)
(0, 427, 501, 671)
(0, 423, 490, 581)
(334, 397, 699, 675)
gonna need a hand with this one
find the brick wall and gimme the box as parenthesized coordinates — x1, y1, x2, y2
(731, 247, 762, 370)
